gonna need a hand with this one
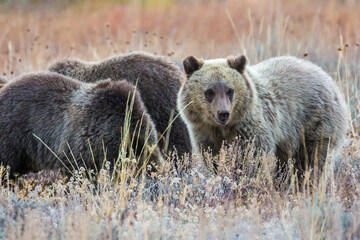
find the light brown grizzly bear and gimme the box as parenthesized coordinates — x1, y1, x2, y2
(178, 55, 348, 174)
(0, 72, 163, 177)
(48, 51, 192, 158)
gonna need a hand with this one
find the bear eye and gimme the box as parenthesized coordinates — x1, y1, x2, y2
(205, 89, 215, 102)
(227, 88, 234, 99)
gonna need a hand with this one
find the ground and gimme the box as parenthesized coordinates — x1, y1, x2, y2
(0, 0, 360, 239)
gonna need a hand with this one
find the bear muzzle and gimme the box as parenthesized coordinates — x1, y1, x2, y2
(216, 110, 230, 125)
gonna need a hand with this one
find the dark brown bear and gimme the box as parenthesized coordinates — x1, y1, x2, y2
(48, 51, 192, 157)
(0, 72, 163, 177)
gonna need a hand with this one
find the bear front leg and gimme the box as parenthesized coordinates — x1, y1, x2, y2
(191, 128, 220, 172)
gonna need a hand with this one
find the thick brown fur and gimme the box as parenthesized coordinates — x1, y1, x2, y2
(178, 55, 348, 175)
(0, 72, 163, 177)
(48, 51, 192, 157)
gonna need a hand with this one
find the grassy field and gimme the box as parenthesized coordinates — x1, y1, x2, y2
(0, 0, 360, 239)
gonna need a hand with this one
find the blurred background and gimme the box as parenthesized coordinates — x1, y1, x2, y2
(0, 0, 359, 68)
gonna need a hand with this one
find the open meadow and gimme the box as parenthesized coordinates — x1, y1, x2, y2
(0, 0, 360, 239)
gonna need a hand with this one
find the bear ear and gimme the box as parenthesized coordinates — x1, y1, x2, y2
(227, 55, 247, 74)
(183, 56, 204, 78)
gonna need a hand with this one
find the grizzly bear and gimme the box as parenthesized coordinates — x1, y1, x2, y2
(48, 51, 192, 157)
(0, 72, 163, 177)
(178, 55, 348, 174)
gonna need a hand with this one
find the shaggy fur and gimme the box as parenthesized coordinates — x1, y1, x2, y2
(0, 72, 163, 177)
(178, 55, 348, 174)
(48, 51, 192, 157)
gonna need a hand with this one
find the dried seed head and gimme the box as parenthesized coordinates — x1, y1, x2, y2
(147, 165, 152, 171)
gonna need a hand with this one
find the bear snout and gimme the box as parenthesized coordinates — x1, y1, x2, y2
(217, 110, 230, 124)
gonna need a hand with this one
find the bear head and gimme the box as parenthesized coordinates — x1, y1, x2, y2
(179, 55, 255, 128)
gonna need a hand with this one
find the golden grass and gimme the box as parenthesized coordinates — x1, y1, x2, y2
(0, 0, 360, 239)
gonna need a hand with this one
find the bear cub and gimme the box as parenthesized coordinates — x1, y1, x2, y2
(0, 72, 163, 177)
(48, 51, 192, 157)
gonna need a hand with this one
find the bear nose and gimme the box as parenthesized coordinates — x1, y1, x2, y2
(217, 111, 230, 122)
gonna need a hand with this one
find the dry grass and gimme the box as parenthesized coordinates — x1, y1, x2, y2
(0, 0, 360, 239)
